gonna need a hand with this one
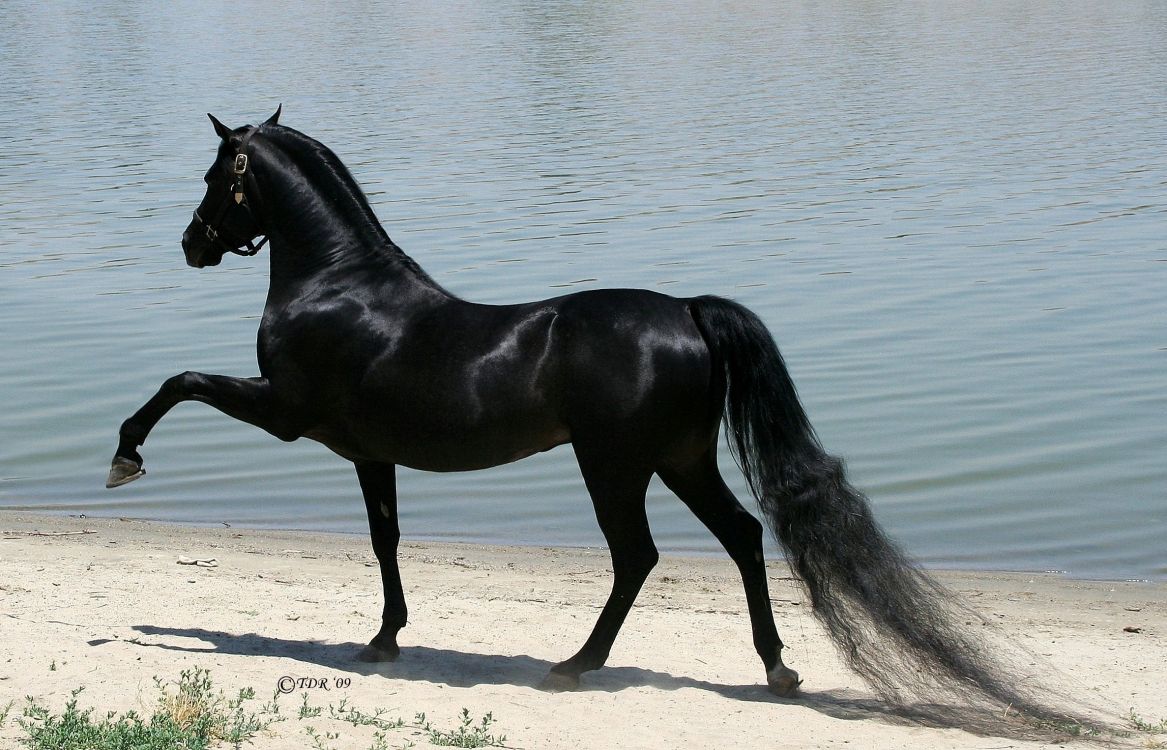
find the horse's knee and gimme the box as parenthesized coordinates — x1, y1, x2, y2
(165, 371, 199, 395)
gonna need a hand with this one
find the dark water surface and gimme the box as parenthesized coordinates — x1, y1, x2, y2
(1, 1, 1164, 580)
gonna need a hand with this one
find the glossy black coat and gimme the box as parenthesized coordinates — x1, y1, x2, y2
(110, 112, 804, 695)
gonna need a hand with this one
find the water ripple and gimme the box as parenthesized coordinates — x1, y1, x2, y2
(1, 0, 1164, 580)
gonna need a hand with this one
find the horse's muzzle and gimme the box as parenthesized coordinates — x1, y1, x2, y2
(181, 228, 221, 268)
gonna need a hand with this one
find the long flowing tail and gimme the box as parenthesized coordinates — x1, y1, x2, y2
(688, 295, 1077, 720)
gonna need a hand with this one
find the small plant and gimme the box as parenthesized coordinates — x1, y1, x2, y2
(1, 699, 13, 727)
(20, 687, 189, 750)
(14, 670, 506, 749)
(329, 698, 405, 730)
(155, 668, 278, 745)
(260, 692, 282, 717)
(368, 730, 416, 750)
(416, 708, 507, 748)
(17, 669, 277, 750)
(299, 692, 323, 719)
(1129, 709, 1167, 734)
(222, 685, 275, 745)
(305, 724, 341, 750)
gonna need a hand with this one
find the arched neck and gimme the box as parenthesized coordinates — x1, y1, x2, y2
(244, 132, 449, 296)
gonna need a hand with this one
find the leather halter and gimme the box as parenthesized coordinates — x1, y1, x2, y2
(190, 126, 269, 256)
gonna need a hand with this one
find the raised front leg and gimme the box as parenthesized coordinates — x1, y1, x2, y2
(107, 371, 304, 487)
(354, 461, 407, 662)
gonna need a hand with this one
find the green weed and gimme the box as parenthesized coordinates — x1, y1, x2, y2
(416, 708, 508, 748)
(17, 669, 278, 750)
(13, 668, 506, 750)
(299, 692, 323, 719)
(329, 697, 405, 730)
(304, 724, 341, 750)
(1129, 709, 1167, 734)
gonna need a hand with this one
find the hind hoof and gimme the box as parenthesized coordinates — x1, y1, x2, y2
(767, 665, 802, 698)
(538, 671, 580, 693)
(106, 457, 144, 488)
(356, 642, 400, 663)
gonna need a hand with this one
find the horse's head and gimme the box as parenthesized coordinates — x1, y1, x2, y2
(180, 107, 281, 268)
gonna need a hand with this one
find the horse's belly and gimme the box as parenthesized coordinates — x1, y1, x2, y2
(305, 415, 570, 472)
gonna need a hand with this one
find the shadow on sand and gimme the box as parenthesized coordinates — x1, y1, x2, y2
(91, 625, 1074, 740)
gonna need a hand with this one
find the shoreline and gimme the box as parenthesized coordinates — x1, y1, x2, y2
(5, 507, 1158, 584)
(1, 510, 1164, 748)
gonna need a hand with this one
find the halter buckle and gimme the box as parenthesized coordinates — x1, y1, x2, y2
(233, 153, 249, 203)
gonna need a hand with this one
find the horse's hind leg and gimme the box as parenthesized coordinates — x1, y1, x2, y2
(541, 447, 657, 692)
(354, 461, 408, 662)
(658, 452, 801, 697)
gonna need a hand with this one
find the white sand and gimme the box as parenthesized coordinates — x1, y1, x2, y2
(1, 511, 1163, 749)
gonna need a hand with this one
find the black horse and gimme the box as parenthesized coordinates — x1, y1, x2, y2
(107, 110, 1065, 715)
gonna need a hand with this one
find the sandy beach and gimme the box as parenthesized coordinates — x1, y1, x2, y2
(1, 510, 1163, 749)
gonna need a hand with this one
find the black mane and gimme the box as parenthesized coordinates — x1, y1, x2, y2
(256, 123, 440, 287)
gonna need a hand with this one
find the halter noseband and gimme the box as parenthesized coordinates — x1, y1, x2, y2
(191, 126, 269, 257)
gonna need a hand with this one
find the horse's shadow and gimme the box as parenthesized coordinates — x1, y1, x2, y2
(111, 624, 768, 699)
(93, 625, 1031, 737)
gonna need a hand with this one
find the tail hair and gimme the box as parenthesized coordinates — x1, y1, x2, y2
(689, 294, 1091, 725)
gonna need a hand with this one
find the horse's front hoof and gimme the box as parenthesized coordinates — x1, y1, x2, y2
(106, 457, 145, 488)
(766, 665, 802, 698)
(538, 671, 580, 693)
(356, 642, 400, 663)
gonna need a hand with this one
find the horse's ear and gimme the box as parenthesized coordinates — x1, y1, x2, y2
(208, 113, 233, 141)
(264, 104, 282, 126)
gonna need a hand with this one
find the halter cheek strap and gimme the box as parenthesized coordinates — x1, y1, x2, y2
(193, 126, 269, 256)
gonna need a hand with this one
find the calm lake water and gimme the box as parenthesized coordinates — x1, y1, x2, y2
(1, 1, 1164, 581)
